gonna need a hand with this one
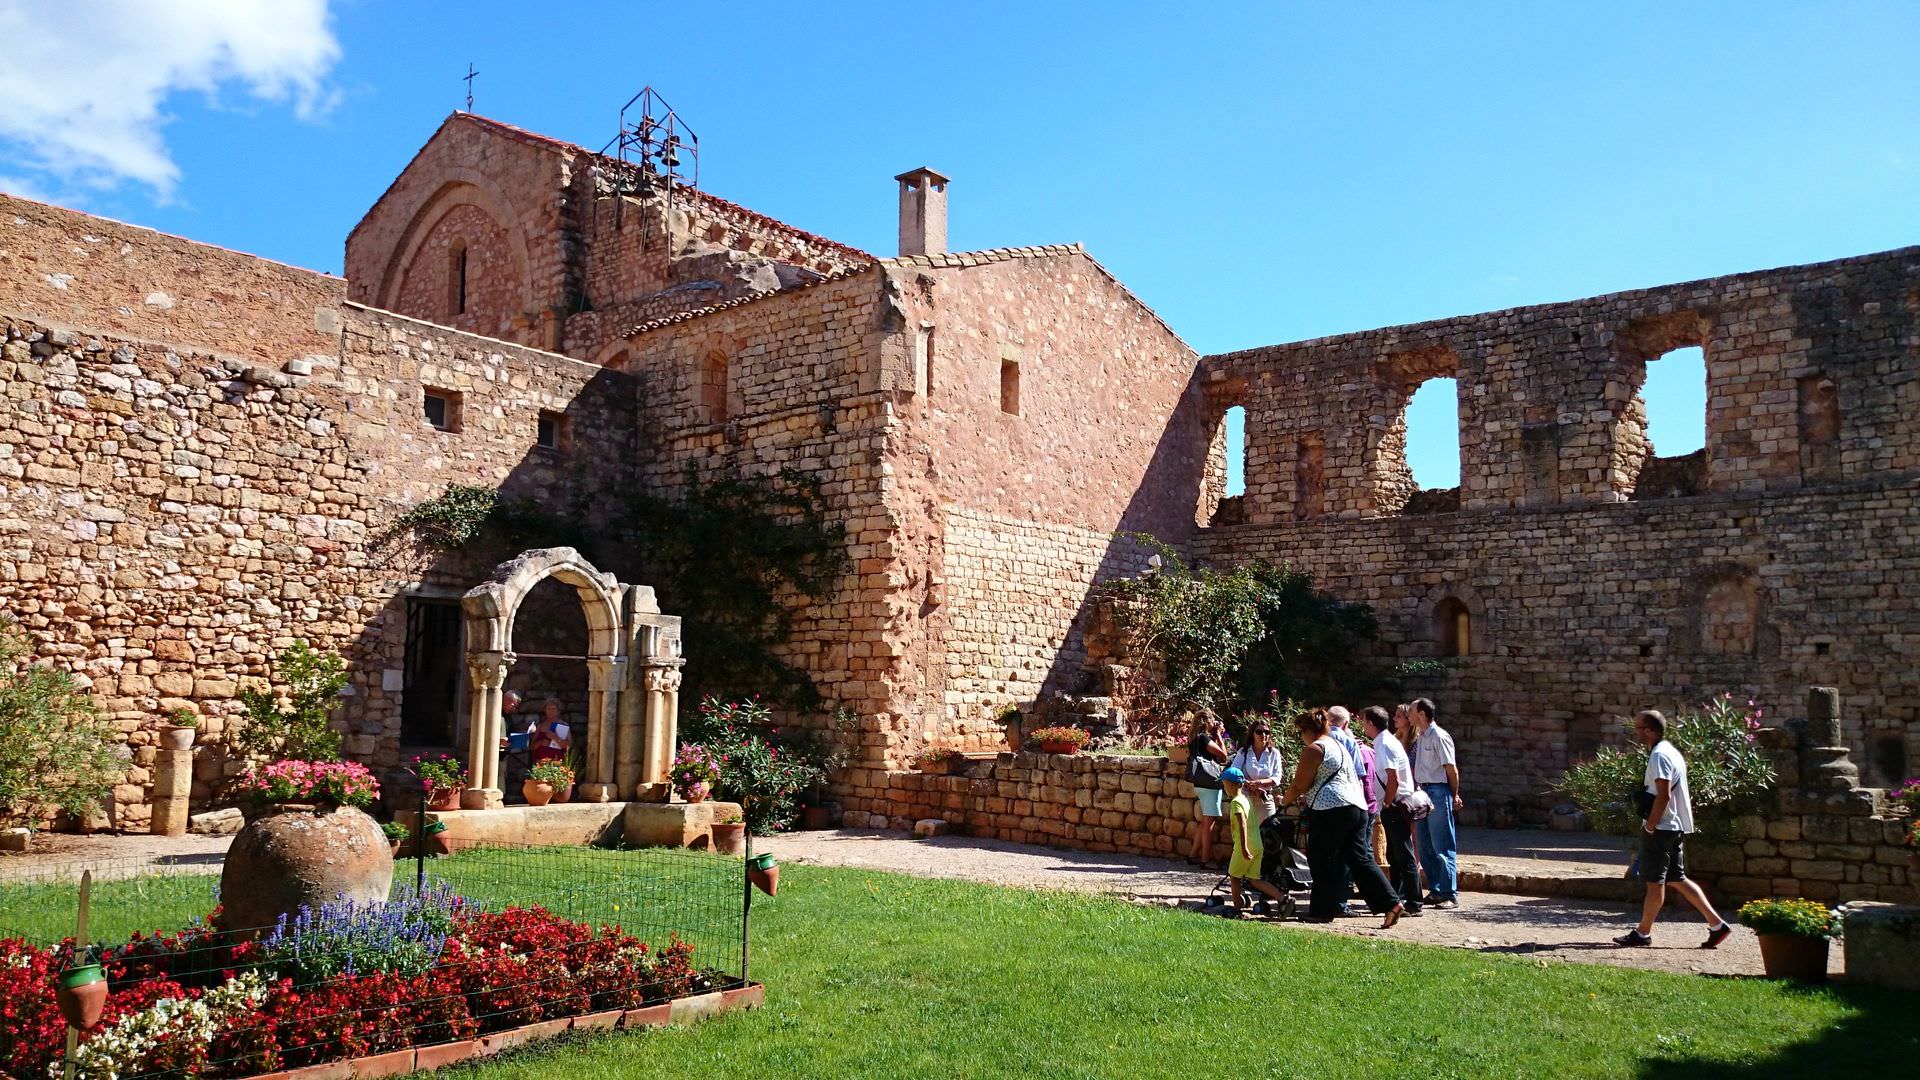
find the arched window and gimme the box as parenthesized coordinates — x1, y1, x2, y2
(1435, 596, 1471, 657)
(448, 240, 469, 317)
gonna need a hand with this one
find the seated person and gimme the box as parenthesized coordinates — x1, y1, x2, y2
(529, 698, 572, 763)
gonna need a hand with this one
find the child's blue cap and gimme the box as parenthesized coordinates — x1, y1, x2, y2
(1219, 766, 1245, 785)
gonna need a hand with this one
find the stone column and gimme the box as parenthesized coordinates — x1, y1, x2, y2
(1801, 686, 1860, 792)
(636, 662, 684, 801)
(580, 656, 623, 802)
(463, 651, 513, 809)
(150, 749, 194, 837)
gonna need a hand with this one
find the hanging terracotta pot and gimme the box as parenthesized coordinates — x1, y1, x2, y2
(56, 964, 108, 1030)
(423, 819, 452, 856)
(749, 852, 780, 897)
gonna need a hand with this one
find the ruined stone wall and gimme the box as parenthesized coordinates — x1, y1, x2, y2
(1, 194, 640, 828)
(1190, 246, 1920, 805)
(1210, 246, 1920, 522)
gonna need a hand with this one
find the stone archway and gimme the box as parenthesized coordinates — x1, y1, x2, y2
(460, 548, 685, 807)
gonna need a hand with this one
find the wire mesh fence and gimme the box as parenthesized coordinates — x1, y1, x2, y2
(0, 830, 752, 1079)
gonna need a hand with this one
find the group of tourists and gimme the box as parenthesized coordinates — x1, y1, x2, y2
(1185, 700, 1733, 950)
(1186, 698, 1461, 928)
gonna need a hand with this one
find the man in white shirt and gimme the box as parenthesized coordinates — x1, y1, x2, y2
(1615, 710, 1732, 948)
(1408, 698, 1462, 908)
(1363, 706, 1421, 916)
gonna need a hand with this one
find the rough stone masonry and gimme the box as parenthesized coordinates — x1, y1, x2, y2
(0, 106, 1915, 896)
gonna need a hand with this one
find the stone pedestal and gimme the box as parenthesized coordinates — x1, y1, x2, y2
(1840, 903, 1920, 991)
(150, 748, 194, 837)
(623, 800, 741, 849)
(1800, 686, 1860, 792)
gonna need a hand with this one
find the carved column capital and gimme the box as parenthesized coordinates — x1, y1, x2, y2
(466, 651, 513, 689)
(643, 667, 683, 693)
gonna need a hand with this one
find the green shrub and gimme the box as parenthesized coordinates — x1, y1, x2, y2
(234, 641, 347, 763)
(1560, 695, 1775, 842)
(683, 698, 822, 834)
(0, 622, 121, 828)
(1736, 898, 1839, 939)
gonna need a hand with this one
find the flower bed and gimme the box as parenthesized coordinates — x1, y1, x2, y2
(0, 893, 734, 1079)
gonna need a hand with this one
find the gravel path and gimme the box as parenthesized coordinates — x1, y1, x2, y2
(762, 829, 1838, 978)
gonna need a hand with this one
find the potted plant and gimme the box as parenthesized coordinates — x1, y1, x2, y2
(55, 944, 108, 1031)
(160, 708, 197, 752)
(915, 747, 964, 775)
(672, 744, 720, 804)
(1891, 775, 1920, 817)
(550, 750, 579, 803)
(381, 820, 410, 856)
(1737, 897, 1839, 981)
(712, 808, 748, 856)
(524, 760, 573, 807)
(421, 818, 451, 857)
(1029, 726, 1090, 755)
(998, 705, 1026, 753)
(748, 851, 780, 896)
(408, 753, 465, 811)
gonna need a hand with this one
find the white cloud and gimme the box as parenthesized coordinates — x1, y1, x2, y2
(0, 0, 341, 200)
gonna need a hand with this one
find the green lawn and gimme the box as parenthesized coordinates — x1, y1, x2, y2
(4, 857, 1912, 1078)
(451, 865, 1915, 1080)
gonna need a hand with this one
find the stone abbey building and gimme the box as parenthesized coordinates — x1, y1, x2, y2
(1, 110, 1916, 845)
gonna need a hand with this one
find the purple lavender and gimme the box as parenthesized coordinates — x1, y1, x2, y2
(258, 878, 478, 986)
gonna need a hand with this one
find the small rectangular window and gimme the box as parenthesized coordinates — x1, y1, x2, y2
(536, 410, 569, 452)
(1000, 359, 1020, 415)
(423, 388, 461, 432)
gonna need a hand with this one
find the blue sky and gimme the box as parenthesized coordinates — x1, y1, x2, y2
(3, 2, 1916, 489)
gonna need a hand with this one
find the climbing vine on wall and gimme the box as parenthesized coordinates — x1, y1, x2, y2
(616, 467, 849, 711)
(395, 468, 848, 710)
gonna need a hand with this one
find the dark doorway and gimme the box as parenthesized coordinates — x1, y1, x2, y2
(402, 597, 463, 747)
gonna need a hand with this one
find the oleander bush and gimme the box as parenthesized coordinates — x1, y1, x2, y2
(0, 620, 121, 829)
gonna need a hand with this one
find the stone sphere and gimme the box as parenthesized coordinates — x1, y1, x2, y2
(218, 804, 394, 938)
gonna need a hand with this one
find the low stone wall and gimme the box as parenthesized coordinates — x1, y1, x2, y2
(1692, 800, 1913, 904)
(842, 752, 1195, 858)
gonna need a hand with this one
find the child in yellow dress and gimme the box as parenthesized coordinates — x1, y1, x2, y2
(1221, 767, 1288, 916)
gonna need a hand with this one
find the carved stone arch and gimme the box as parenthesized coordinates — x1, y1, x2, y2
(456, 548, 686, 808)
(374, 172, 535, 317)
(1420, 582, 1485, 657)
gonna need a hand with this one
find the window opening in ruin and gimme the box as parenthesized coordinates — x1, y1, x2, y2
(1628, 344, 1707, 499)
(1000, 359, 1021, 415)
(1224, 406, 1247, 497)
(1404, 378, 1461, 491)
(701, 350, 730, 422)
(401, 597, 464, 747)
(423, 388, 461, 432)
(536, 411, 569, 453)
(1435, 596, 1471, 657)
(450, 242, 469, 316)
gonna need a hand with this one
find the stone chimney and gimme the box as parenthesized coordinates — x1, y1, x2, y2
(894, 167, 950, 257)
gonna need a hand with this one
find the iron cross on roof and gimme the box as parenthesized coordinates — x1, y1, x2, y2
(463, 63, 479, 112)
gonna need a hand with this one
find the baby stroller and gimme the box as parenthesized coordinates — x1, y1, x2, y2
(1203, 810, 1312, 919)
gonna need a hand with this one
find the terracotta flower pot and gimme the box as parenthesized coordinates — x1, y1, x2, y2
(552, 784, 573, 804)
(161, 727, 195, 752)
(1040, 741, 1080, 755)
(712, 821, 748, 856)
(749, 852, 780, 897)
(523, 780, 555, 807)
(1756, 933, 1828, 982)
(56, 964, 108, 1030)
(389, 838, 403, 858)
(423, 819, 451, 856)
(682, 788, 709, 804)
(219, 804, 393, 938)
(427, 786, 461, 812)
